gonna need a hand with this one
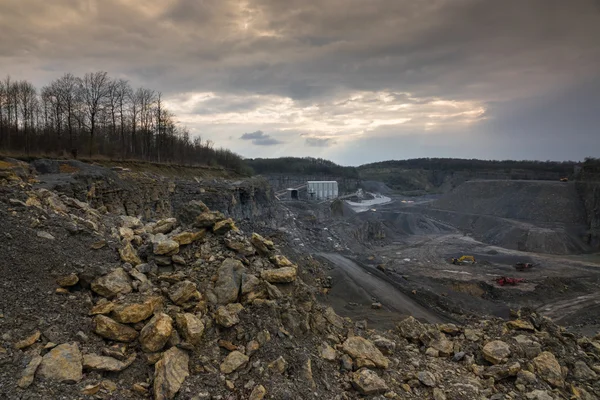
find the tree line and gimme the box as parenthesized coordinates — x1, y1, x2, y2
(0, 72, 247, 173)
(245, 157, 359, 178)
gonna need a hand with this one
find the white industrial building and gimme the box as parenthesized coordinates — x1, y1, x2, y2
(307, 181, 338, 200)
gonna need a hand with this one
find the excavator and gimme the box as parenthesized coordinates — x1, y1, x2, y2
(452, 255, 476, 265)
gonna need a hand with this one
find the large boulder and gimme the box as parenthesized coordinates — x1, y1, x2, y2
(154, 347, 189, 400)
(482, 340, 511, 365)
(352, 368, 388, 395)
(214, 258, 245, 304)
(533, 352, 564, 388)
(342, 336, 389, 369)
(260, 267, 297, 283)
(397, 316, 426, 341)
(91, 268, 133, 298)
(220, 351, 249, 374)
(194, 211, 225, 228)
(140, 313, 173, 353)
(93, 315, 139, 342)
(111, 297, 161, 324)
(175, 313, 205, 345)
(177, 200, 209, 225)
(168, 280, 200, 305)
(37, 343, 82, 383)
(119, 242, 142, 265)
(83, 354, 135, 372)
(152, 218, 177, 234)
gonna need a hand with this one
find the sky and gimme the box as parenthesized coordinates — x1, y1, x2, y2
(1, 0, 599, 165)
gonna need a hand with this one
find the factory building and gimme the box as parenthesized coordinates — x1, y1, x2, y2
(307, 181, 338, 200)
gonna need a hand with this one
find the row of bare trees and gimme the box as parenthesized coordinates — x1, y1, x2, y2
(0, 72, 247, 172)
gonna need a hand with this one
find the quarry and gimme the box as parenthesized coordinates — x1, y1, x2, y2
(0, 157, 599, 400)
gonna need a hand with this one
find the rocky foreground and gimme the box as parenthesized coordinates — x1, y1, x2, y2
(0, 160, 599, 400)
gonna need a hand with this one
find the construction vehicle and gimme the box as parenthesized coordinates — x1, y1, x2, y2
(514, 262, 534, 271)
(452, 255, 476, 265)
(560, 177, 569, 182)
(496, 277, 525, 286)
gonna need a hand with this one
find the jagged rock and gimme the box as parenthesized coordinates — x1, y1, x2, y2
(93, 315, 139, 342)
(433, 388, 447, 400)
(397, 316, 426, 341)
(438, 323, 460, 335)
(213, 218, 236, 234)
(507, 319, 535, 331)
(17, 355, 43, 388)
(452, 351, 465, 362)
(417, 370, 436, 387)
(111, 297, 161, 324)
(168, 280, 200, 305)
(464, 328, 483, 342)
(533, 351, 564, 388)
(152, 218, 177, 234)
(91, 268, 133, 298)
(513, 334, 542, 359)
(224, 235, 255, 256)
(342, 336, 389, 369)
(372, 336, 396, 355)
(37, 343, 82, 383)
(56, 273, 79, 287)
(173, 230, 205, 245)
(352, 368, 389, 395)
(430, 335, 453, 356)
(119, 242, 142, 265)
(220, 351, 249, 374)
(525, 390, 554, 400)
(268, 356, 288, 373)
(323, 307, 345, 329)
(260, 267, 297, 283)
(121, 215, 142, 229)
(483, 361, 521, 380)
(516, 370, 538, 385)
(175, 313, 205, 345)
(249, 384, 267, 400)
(241, 273, 261, 295)
(83, 353, 135, 372)
(215, 303, 244, 328)
(140, 313, 173, 353)
(246, 340, 260, 356)
(154, 347, 189, 400)
(195, 211, 224, 228)
(250, 233, 274, 255)
(153, 234, 180, 255)
(271, 255, 294, 268)
(90, 299, 116, 315)
(119, 227, 134, 240)
(178, 200, 209, 225)
(214, 258, 245, 304)
(301, 358, 316, 389)
(14, 330, 41, 349)
(482, 340, 511, 364)
(320, 342, 337, 360)
(37, 231, 55, 240)
(572, 360, 597, 380)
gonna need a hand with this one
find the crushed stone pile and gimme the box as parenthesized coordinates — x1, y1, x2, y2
(0, 159, 599, 400)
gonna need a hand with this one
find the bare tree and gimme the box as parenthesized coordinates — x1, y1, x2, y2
(82, 71, 110, 157)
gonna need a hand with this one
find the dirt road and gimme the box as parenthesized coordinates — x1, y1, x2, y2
(318, 252, 443, 324)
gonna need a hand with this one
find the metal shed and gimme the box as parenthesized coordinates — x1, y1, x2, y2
(307, 181, 338, 200)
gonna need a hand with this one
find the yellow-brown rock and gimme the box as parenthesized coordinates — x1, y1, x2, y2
(37, 343, 83, 383)
(175, 313, 205, 345)
(140, 313, 173, 353)
(220, 351, 249, 374)
(14, 330, 41, 350)
(93, 315, 139, 342)
(260, 267, 297, 283)
(119, 242, 142, 265)
(342, 336, 389, 369)
(111, 297, 161, 324)
(173, 230, 205, 245)
(56, 273, 79, 287)
(91, 268, 133, 298)
(154, 347, 189, 400)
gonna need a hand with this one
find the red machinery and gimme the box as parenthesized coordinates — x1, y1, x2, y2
(496, 277, 525, 286)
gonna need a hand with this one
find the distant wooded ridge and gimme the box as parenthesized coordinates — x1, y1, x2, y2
(0, 72, 248, 174)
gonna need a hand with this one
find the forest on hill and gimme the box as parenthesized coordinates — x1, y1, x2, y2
(0, 72, 247, 173)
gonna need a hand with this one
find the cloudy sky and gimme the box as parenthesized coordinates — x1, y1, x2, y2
(1, 0, 599, 165)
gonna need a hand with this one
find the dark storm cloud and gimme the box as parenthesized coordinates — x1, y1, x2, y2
(1, 0, 599, 162)
(240, 131, 283, 146)
(305, 137, 336, 148)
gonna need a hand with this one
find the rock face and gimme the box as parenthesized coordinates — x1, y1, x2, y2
(482, 340, 511, 364)
(342, 336, 389, 369)
(220, 351, 249, 374)
(533, 352, 564, 388)
(176, 313, 205, 345)
(37, 343, 83, 383)
(352, 368, 389, 395)
(154, 347, 189, 400)
(214, 258, 245, 304)
(260, 267, 297, 283)
(93, 315, 139, 342)
(140, 313, 173, 352)
(91, 268, 133, 298)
